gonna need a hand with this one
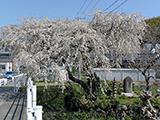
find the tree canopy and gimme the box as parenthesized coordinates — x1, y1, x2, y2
(144, 16, 160, 44)
(0, 12, 147, 80)
(146, 16, 160, 28)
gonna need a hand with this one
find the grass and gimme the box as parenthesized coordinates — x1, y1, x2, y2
(116, 95, 141, 105)
(36, 80, 160, 120)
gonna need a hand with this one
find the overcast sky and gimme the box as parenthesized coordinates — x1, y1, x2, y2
(0, 0, 159, 26)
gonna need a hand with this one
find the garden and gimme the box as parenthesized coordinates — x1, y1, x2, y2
(36, 80, 160, 120)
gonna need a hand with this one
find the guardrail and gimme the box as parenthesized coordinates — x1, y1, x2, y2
(27, 77, 43, 120)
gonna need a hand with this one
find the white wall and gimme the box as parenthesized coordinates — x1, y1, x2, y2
(0, 62, 12, 72)
(5, 62, 12, 71)
(94, 68, 156, 81)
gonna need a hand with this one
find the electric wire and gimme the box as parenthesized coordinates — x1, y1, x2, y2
(103, 0, 120, 12)
(88, 0, 102, 14)
(90, 0, 129, 23)
(75, 0, 89, 17)
(77, 0, 129, 21)
(107, 0, 129, 13)
(81, 0, 94, 17)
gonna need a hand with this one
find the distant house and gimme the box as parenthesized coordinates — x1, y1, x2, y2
(0, 52, 12, 73)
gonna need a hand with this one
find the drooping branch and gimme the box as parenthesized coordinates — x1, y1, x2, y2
(0, 13, 147, 83)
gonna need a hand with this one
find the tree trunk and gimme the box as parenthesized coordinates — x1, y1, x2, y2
(145, 76, 150, 91)
(66, 67, 97, 100)
(66, 67, 89, 93)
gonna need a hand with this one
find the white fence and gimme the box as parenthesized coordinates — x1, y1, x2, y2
(94, 68, 156, 81)
(0, 74, 26, 91)
(13, 75, 43, 120)
(0, 78, 7, 86)
(27, 77, 43, 120)
(13, 74, 27, 93)
(0, 73, 43, 119)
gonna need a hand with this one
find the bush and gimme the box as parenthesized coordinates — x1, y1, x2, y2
(36, 81, 160, 120)
(37, 86, 65, 112)
(64, 86, 80, 111)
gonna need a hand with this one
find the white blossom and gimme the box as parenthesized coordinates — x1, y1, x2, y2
(0, 12, 147, 80)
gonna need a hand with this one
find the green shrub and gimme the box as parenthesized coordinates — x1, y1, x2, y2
(116, 96, 141, 106)
(151, 98, 160, 106)
(36, 81, 160, 120)
(37, 86, 65, 111)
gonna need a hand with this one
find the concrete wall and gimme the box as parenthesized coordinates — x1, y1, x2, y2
(94, 68, 156, 81)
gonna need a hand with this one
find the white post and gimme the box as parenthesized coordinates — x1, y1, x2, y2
(35, 106, 43, 120)
(32, 85, 37, 108)
(27, 77, 42, 120)
(5, 63, 9, 71)
(27, 78, 33, 120)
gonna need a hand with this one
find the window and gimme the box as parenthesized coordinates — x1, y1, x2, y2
(2, 65, 5, 70)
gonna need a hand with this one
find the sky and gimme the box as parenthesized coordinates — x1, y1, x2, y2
(0, 0, 159, 26)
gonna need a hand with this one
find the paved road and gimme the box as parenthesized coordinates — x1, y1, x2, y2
(0, 82, 26, 120)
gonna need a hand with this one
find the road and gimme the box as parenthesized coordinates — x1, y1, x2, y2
(0, 81, 26, 120)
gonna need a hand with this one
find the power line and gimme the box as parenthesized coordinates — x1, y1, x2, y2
(81, 0, 94, 16)
(81, 0, 102, 20)
(90, 0, 129, 23)
(108, 0, 129, 13)
(89, 0, 102, 13)
(75, 0, 89, 17)
(103, 0, 121, 12)
(77, 0, 129, 20)
(90, 0, 120, 22)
